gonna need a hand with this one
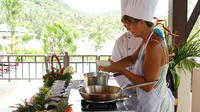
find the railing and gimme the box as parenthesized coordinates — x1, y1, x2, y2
(0, 54, 110, 81)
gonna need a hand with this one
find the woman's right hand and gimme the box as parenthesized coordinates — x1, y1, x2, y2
(99, 59, 124, 73)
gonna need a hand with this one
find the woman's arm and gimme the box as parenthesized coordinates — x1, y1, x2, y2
(121, 41, 162, 92)
(99, 44, 142, 73)
(142, 40, 162, 91)
(100, 40, 163, 92)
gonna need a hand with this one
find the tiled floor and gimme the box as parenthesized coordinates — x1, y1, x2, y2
(0, 80, 43, 112)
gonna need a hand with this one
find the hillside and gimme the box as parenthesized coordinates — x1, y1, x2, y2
(0, 0, 123, 54)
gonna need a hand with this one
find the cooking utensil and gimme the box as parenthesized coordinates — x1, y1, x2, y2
(84, 95, 130, 103)
(79, 80, 158, 102)
(83, 72, 110, 86)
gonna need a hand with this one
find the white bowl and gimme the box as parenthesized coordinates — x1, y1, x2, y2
(96, 60, 111, 67)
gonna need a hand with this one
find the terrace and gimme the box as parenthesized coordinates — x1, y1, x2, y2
(0, 0, 199, 112)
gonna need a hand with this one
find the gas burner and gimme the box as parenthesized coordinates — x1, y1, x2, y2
(81, 100, 117, 111)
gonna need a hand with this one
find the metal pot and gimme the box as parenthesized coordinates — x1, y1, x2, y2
(83, 72, 110, 86)
(79, 80, 158, 103)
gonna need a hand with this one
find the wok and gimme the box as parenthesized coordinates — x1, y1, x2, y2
(79, 80, 158, 103)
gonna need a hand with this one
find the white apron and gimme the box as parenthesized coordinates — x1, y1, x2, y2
(133, 31, 174, 112)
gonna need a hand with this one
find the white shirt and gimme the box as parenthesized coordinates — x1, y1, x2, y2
(112, 32, 142, 88)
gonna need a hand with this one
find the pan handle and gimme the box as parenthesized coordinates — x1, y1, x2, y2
(115, 95, 130, 102)
(123, 80, 158, 90)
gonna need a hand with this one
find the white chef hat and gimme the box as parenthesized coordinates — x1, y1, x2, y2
(121, 0, 158, 22)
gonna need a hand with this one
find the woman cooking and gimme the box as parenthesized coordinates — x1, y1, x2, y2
(99, 0, 174, 112)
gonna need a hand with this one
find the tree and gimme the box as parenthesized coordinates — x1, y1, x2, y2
(0, 0, 23, 54)
(1, 0, 23, 34)
(0, 0, 124, 55)
(42, 23, 78, 54)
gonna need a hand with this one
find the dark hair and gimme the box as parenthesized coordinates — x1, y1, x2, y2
(145, 21, 154, 27)
(121, 15, 154, 28)
(121, 15, 140, 24)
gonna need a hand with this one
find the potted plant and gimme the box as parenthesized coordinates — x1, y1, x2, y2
(164, 28, 200, 111)
(154, 17, 200, 110)
(168, 29, 200, 96)
(154, 17, 200, 98)
(43, 55, 74, 87)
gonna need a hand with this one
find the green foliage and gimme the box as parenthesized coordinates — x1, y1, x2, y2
(0, 0, 23, 54)
(0, 0, 122, 54)
(56, 100, 70, 112)
(169, 67, 180, 94)
(43, 62, 74, 88)
(43, 68, 62, 87)
(177, 58, 200, 72)
(42, 23, 77, 54)
(1, 0, 23, 21)
(168, 29, 200, 94)
(171, 29, 200, 69)
(0, 0, 23, 33)
(21, 34, 34, 43)
(10, 88, 50, 112)
(86, 15, 121, 53)
(12, 48, 44, 55)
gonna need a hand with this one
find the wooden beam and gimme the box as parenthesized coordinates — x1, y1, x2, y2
(169, 0, 187, 47)
(186, 0, 200, 37)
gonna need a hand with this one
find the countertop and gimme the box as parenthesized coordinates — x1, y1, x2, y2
(68, 79, 136, 112)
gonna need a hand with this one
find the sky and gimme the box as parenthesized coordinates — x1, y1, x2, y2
(62, 0, 198, 55)
(63, 0, 169, 18)
(63, 0, 198, 19)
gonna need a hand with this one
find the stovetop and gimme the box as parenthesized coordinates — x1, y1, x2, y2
(67, 80, 135, 112)
(81, 100, 117, 111)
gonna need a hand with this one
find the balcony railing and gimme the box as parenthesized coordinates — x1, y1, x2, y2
(0, 54, 110, 81)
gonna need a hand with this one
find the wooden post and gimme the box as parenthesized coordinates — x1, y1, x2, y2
(177, 68, 191, 112)
(64, 52, 69, 68)
(169, 0, 200, 47)
(96, 55, 100, 72)
(169, 0, 187, 47)
(44, 55, 49, 73)
(192, 68, 200, 112)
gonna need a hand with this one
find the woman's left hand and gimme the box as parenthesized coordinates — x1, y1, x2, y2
(99, 59, 124, 73)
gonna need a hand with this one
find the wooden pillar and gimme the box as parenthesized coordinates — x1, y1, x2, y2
(169, 0, 187, 47)
(177, 68, 191, 112)
(45, 55, 49, 73)
(192, 68, 200, 112)
(64, 52, 69, 68)
(169, 0, 200, 47)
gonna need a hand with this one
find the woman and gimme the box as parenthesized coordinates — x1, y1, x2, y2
(99, 0, 174, 111)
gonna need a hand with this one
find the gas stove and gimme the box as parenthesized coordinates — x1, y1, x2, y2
(81, 100, 117, 111)
(67, 80, 135, 112)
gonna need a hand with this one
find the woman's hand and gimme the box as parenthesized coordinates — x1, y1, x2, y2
(99, 59, 124, 73)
